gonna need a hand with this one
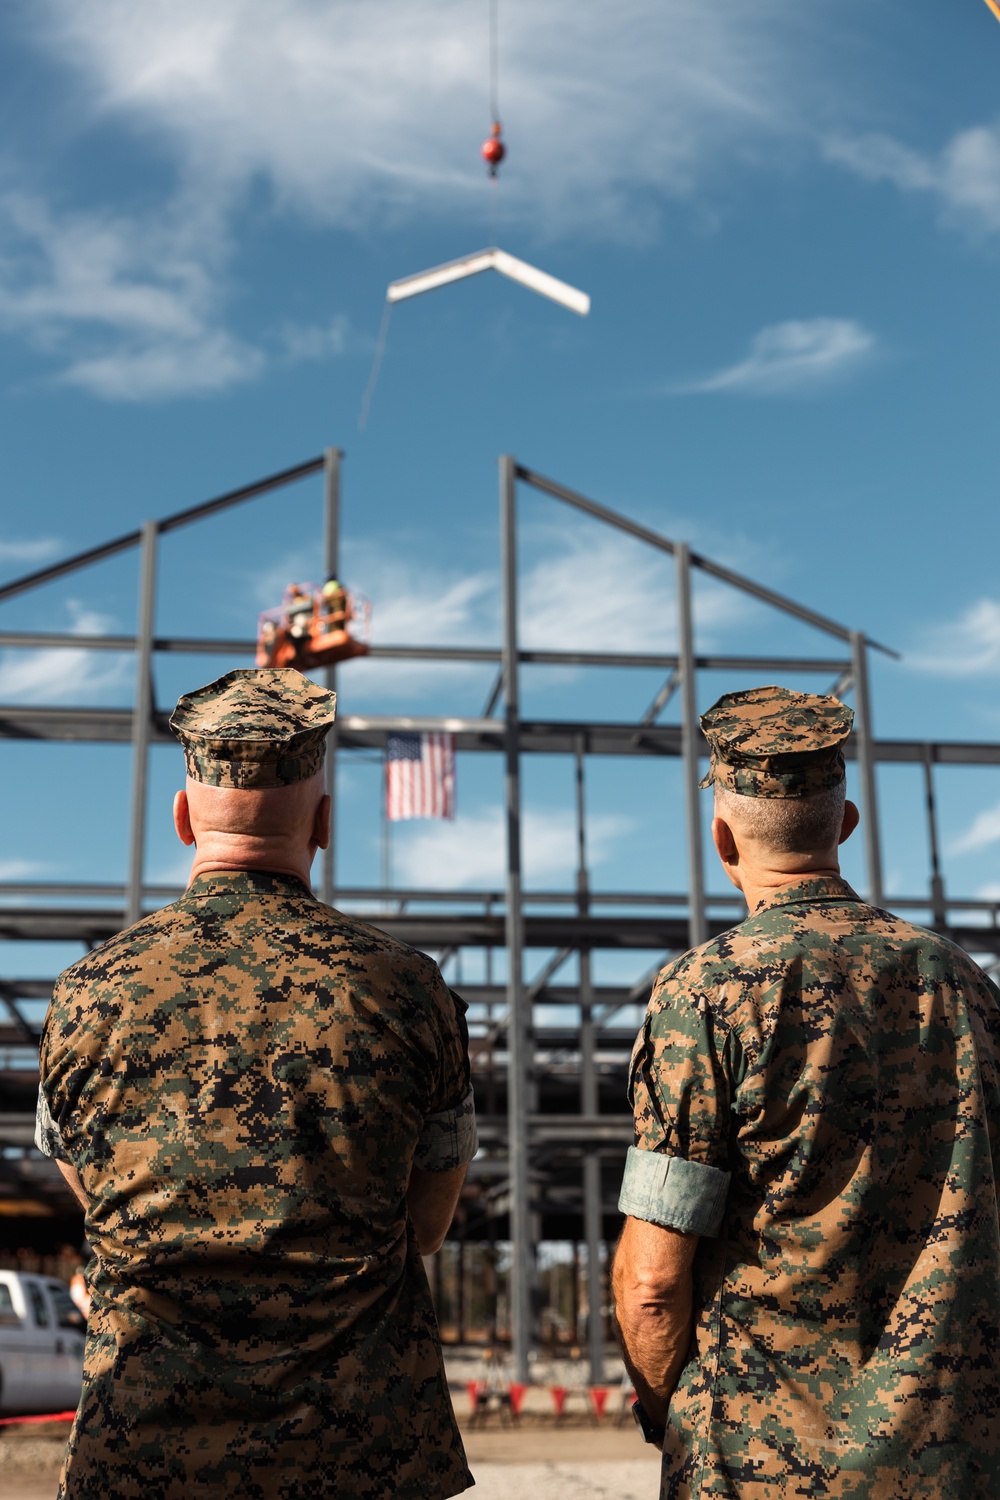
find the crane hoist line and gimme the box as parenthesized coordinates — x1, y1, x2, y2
(358, 0, 591, 428)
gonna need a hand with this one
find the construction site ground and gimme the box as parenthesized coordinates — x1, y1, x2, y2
(0, 1410, 660, 1499)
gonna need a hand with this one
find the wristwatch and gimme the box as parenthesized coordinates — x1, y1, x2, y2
(631, 1397, 666, 1446)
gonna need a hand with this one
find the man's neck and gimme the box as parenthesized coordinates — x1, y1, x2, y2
(738, 862, 841, 916)
(187, 838, 314, 888)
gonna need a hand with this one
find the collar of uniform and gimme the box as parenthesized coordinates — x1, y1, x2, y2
(750, 873, 862, 917)
(181, 870, 315, 903)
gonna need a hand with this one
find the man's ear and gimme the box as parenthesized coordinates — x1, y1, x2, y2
(711, 817, 738, 867)
(312, 793, 331, 851)
(173, 790, 195, 847)
(838, 799, 860, 846)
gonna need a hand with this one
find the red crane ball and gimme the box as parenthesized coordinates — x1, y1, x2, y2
(481, 122, 506, 175)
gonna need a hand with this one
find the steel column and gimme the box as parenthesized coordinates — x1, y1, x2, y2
(677, 543, 707, 947)
(923, 746, 947, 927)
(321, 448, 342, 904)
(850, 631, 883, 906)
(576, 739, 604, 1383)
(501, 454, 532, 1384)
(125, 520, 158, 929)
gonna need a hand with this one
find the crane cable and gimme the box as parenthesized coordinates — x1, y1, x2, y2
(490, 0, 500, 127)
(359, 0, 503, 431)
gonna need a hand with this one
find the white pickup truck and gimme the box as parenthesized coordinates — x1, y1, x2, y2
(0, 1270, 86, 1415)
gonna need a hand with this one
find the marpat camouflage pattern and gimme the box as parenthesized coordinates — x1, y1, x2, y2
(698, 685, 854, 798)
(38, 871, 474, 1500)
(170, 668, 336, 789)
(629, 876, 1000, 1499)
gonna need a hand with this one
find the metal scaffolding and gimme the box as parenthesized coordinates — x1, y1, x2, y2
(2, 449, 1000, 1382)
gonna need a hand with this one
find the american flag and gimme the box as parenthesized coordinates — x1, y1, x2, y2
(386, 733, 456, 821)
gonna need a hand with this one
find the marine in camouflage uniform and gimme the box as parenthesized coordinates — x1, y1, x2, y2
(617, 686, 1000, 1498)
(36, 669, 476, 1500)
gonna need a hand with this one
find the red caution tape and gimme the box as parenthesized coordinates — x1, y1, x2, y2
(0, 1410, 76, 1428)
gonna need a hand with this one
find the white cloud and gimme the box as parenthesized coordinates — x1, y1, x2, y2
(0, 534, 60, 564)
(0, 858, 48, 880)
(0, 190, 359, 399)
(951, 801, 1000, 856)
(676, 317, 877, 396)
(2, 1, 855, 397)
(391, 805, 633, 889)
(62, 330, 264, 401)
(827, 124, 1000, 237)
(327, 515, 752, 707)
(0, 188, 265, 400)
(908, 599, 1000, 677)
(30, 0, 808, 238)
(0, 599, 130, 703)
(278, 316, 353, 364)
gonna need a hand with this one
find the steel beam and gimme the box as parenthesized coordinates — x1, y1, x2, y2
(125, 521, 158, 929)
(321, 448, 342, 905)
(8, 705, 1000, 769)
(0, 458, 325, 605)
(574, 739, 604, 1382)
(515, 465, 897, 658)
(851, 631, 884, 906)
(677, 543, 707, 947)
(501, 455, 533, 1383)
(923, 746, 947, 928)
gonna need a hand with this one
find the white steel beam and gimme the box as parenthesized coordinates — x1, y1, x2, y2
(386, 248, 590, 316)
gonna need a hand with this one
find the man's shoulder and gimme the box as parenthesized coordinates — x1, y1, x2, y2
(652, 898, 999, 1016)
(314, 904, 445, 984)
(53, 903, 187, 994)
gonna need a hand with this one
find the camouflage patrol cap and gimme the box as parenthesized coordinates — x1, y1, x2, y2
(170, 669, 336, 789)
(699, 684, 854, 799)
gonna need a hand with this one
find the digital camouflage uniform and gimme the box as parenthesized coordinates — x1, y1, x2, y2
(619, 687, 1000, 1499)
(36, 670, 476, 1500)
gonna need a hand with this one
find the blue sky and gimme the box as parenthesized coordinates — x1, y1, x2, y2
(3, 0, 1000, 1000)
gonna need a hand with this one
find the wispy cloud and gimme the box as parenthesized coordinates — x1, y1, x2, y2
(0, 857, 49, 881)
(827, 124, 1000, 238)
(0, 189, 264, 400)
(0, 600, 130, 703)
(0, 534, 61, 565)
(391, 805, 633, 889)
(1, 2, 857, 398)
(908, 599, 1000, 677)
(278, 316, 353, 365)
(0, 190, 362, 400)
(675, 318, 877, 396)
(30, 0, 811, 238)
(319, 517, 753, 707)
(951, 801, 1000, 856)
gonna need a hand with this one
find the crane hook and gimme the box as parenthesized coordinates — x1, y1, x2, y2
(481, 120, 506, 179)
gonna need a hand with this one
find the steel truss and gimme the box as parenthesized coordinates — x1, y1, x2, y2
(1, 450, 998, 1380)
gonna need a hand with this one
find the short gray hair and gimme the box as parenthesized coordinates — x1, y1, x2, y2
(714, 779, 846, 855)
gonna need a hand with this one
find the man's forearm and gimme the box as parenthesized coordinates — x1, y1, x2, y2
(612, 1216, 697, 1428)
(55, 1158, 88, 1211)
(406, 1164, 467, 1255)
(615, 1289, 691, 1425)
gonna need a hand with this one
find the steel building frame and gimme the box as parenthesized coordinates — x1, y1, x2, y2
(1, 449, 999, 1382)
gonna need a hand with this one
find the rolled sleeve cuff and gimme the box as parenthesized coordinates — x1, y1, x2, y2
(35, 1087, 70, 1164)
(618, 1145, 730, 1237)
(414, 1087, 478, 1172)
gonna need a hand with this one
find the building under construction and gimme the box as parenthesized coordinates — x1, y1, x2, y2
(2, 449, 999, 1385)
